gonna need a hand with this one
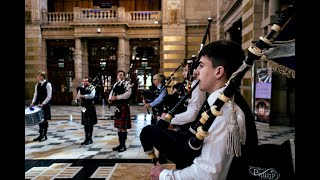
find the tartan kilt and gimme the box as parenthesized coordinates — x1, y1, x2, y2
(114, 104, 131, 129)
(81, 105, 98, 125)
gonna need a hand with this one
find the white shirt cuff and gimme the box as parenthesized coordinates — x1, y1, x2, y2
(160, 169, 173, 179)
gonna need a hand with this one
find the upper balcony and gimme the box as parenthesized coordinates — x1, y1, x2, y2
(40, 6, 161, 28)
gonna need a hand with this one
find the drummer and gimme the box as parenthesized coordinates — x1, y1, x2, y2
(30, 71, 52, 142)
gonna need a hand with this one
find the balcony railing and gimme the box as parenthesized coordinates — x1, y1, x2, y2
(43, 12, 74, 23)
(41, 7, 161, 26)
(80, 8, 117, 19)
(127, 11, 160, 22)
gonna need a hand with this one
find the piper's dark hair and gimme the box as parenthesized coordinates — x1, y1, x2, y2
(182, 59, 188, 67)
(117, 70, 126, 76)
(84, 76, 92, 83)
(198, 40, 245, 79)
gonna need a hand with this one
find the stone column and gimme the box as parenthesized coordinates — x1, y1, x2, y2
(32, 0, 40, 25)
(117, 37, 127, 72)
(72, 38, 83, 104)
(125, 38, 130, 70)
(81, 39, 89, 77)
(269, 0, 279, 16)
(269, 0, 280, 24)
(41, 38, 47, 71)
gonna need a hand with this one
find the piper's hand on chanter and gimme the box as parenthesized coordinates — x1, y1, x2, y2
(76, 94, 84, 100)
(144, 103, 151, 109)
(110, 96, 118, 101)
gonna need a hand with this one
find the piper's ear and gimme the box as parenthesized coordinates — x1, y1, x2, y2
(214, 66, 225, 79)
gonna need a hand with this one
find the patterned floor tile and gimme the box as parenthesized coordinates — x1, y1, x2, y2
(90, 166, 114, 179)
(54, 166, 83, 179)
(25, 105, 295, 179)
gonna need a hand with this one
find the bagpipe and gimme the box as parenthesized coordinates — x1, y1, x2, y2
(155, 16, 213, 129)
(141, 85, 162, 104)
(142, 64, 184, 114)
(162, 80, 188, 114)
(146, 2, 296, 177)
(108, 64, 137, 108)
(162, 52, 202, 114)
(142, 64, 182, 103)
(126, 63, 138, 90)
(142, 25, 209, 114)
(76, 73, 100, 106)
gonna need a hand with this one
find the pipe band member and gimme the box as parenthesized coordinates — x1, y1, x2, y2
(31, 71, 52, 142)
(109, 70, 132, 152)
(144, 73, 168, 125)
(76, 77, 97, 145)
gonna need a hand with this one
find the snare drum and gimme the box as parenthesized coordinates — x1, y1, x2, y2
(25, 106, 44, 126)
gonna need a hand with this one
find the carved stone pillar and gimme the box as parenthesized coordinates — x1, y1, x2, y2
(269, 0, 280, 24)
(125, 38, 130, 71)
(32, 0, 40, 25)
(269, 0, 279, 16)
(117, 37, 127, 72)
(72, 38, 83, 103)
(41, 38, 47, 71)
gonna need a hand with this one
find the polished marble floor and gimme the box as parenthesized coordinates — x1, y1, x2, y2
(25, 104, 295, 179)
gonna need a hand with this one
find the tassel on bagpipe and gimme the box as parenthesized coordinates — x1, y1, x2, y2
(188, 1, 295, 152)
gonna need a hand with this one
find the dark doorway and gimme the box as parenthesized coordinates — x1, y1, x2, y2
(88, 38, 118, 104)
(130, 38, 160, 103)
(46, 39, 75, 105)
(228, 18, 242, 45)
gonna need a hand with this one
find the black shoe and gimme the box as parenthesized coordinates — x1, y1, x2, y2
(39, 135, 47, 142)
(87, 139, 93, 145)
(33, 135, 41, 141)
(118, 146, 126, 152)
(112, 145, 121, 151)
(81, 139, 89, 145)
